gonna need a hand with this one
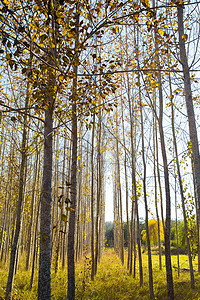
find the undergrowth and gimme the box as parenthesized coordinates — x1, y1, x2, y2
(1, 249, 200, 299)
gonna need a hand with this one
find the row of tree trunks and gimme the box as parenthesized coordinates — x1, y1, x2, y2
(1, 3, 200, 300)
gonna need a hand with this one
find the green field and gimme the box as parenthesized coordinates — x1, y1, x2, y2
(1, 249, 200, 299)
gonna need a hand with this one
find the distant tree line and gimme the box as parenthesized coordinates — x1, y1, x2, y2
(105, 219, 198, 257)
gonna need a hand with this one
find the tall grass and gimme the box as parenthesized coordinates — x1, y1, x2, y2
(1, 249, 200, 299)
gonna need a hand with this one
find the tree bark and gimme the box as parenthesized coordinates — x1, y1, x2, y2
(67, 8, 79, 298)
(139, 75, 155, 299)
(26, 148, 39, 271)
(38, 107, 53, 300)
(157, 81, 174, 300)
(170, 73, 195, 287)
(153, 115, 162, 271)
(91, 113, 95, 280)
(177, 5, 200, 226)
(121, 98, 130, 269)
(5, 87, 29, 300)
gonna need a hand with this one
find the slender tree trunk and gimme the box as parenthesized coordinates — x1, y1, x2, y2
(113, 175, 118, 253)
(121, 98, 130, 269)
(91, 113, 95, 280)
(94, 108, 102, 275)
(30, 199, 40, 289)
(192, 163, 200, 272)
(0, 144, 13, 261)
(153, 116, 162, 270)
(177, 5, 200, 225)
(115, 110, 124, 265)
(170, 73, 195, 287)
(59, 134, 66, 269)
(129, 95, 143, 285)
(5, 88, 29, 300)
(155, 124, 165, 231)
(67, 81, 78, 300)
(139, 76, 154, 299)
(129, 197, 134, 275)
(62, 138, 71, 269)
(38, 107, 53, 300)
(26, 149, 39, 271)
(153, 14, 174, 296)
(67, 9, 79, 299)
(38, 29, 57, 300)
(174, 176, 180, 278)
(157, 81, 174, 300)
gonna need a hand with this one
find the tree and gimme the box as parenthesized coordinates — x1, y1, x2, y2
(177, 1, 200, 272)
(67, 4, 79, 299)
(142, 219, 164, 246)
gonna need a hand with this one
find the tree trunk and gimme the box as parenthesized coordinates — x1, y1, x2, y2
(30, 199, 40, 289)
(38, 107, 53, 300)
(174, 176, 180, 278)
(115, 110, 124, 265)
(170, 72, 195, 287)
(26, 148, 39, 271)
(153, 115, 162, 271)
(177, 5, 200, 227)
(91, 113, 95, 280)
(5, 88, 29, 300)
(128, 93, 143, 285)
(94, 108, 102, 275)
(121, 98, 130, 269)
(139, 75, 154, 299)
(157, 81, 174, 300)
(67, 9, 79, 298)
(153, 16, 174, 296)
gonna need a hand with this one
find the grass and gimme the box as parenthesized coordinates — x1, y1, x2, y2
(1, 249, 200, 299)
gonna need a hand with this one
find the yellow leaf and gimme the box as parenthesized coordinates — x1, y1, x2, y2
(65, 207, 75, 211)
(67, 29, 76, 39)
(61, 214, 68, 223)
(134, 13, 139, 22)
(158, 28, 164, 36)
(141, 0, 150, 8)
(176, 0, 184, 7)
(146, 20, 152, 30)
(182, 34, 188, 42)
(58, 75, 64, 82)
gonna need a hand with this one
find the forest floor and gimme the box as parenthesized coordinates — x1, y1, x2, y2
(1, 249, 200, 299)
